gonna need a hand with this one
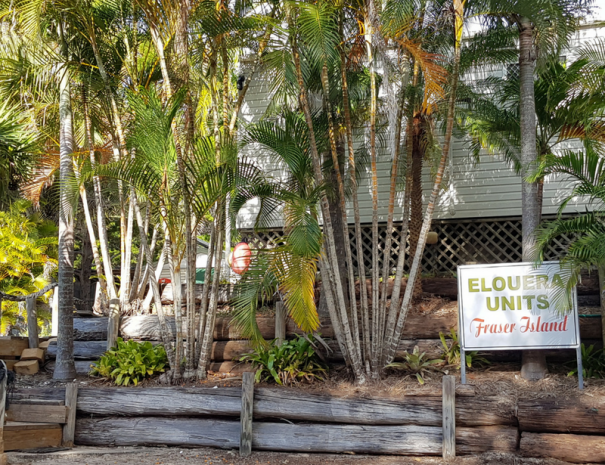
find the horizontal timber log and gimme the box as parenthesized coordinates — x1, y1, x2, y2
(119, 313, 600, 343)
(77, 388, 241, 417)
(520, 432, 605, 463)
(47, 341, 106, 360)
(74, 417, 517, 455)
(72, 387, 512, 426)
(44, 360, 99, 375)
(73, 317, 107, 341)
(518, 397, 605, 434)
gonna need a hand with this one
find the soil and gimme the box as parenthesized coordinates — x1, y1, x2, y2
(6, 448, 572, 465)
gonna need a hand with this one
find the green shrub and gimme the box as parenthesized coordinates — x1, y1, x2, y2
(386, 346, 442, 384)
(566, 343, 605, 379)
(91, 338, 168, 386)
(240, 335, 327, 385)
(439, 329, 490, 368)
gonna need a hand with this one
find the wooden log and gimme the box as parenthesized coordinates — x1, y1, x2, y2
(520, 432, 605, 463)
(14, 360, 39, 375)
(326, 339, 444, 362)
(63, 383, 78, 447)
(0, 338, 28, 358)
(240, 372, 254, 456)
(20, 348, 44, 362)
(5, 404, 67, 423)
(3, 422, 64, 451)
(11, 388, 66, 403)
(518, 397, 605, 434)
(580, 317, 603, 340)
(73, 317, 108, 341)
(47, 340, 106, 360)
(76, 387, 241, 417)
(274, 302, 286, 345)
(75, 417, 240, 449)
(0, 366, 6, 461)
(73, 417, 517, 455)
(254, 389, 516, 427)
(208, 361, 254, 374)
(442, 375, 456, 458)
(26, 296, 38, 349)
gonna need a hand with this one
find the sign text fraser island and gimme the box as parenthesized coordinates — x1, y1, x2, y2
(457, 262, 579, 351)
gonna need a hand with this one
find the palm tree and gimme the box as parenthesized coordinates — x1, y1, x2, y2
(474, 0, 592, 379)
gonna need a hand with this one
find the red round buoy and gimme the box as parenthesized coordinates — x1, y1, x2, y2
(230, 242, 252, 275)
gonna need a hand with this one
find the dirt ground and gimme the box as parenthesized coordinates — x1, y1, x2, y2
(6, 447, 574, 465)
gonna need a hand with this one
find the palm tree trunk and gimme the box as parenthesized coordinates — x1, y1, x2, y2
(290, 12, 365, 382)
(519, 17, 547, 380)
(53, 56, 77, 381)
(197, 213, 224, 379)
(340, 19, 370, 366)
(79, 187, 106, 311)
(195, 219, 216, 369)
(166, 235, 184, 380)
(365, 3, 381, 376)
(133, 200, 176, 370)
(142, 229, 169, 313)
(320, 64, 358, 353)
(378, 62, 408, 362)
(385, 0, 464, 365)
(408, 116, 424, 300)
(81, 84, 118, 302)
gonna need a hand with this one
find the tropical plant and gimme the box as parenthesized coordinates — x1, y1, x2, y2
(439, 329, 490, 369)
(386, 346, 442, 384)
(0, 200, 57, 335)
(91, 338, 168, 386)
(240, 335, 327, 386)
(566, 343, 605, 379)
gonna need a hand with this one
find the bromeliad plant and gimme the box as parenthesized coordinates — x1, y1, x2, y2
(439, 329, 490, 369)
(386, 346, 442, 385)
(91, 338, 168, 386)
(240, 335, 327, 386)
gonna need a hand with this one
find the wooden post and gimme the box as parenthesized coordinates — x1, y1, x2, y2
(275, 301, 286, 345)
(0, 365, 7, 465)
(107, 298, 120, 350)
(62, 382, 78, 447)
(598, 264, 605, 347)
(442, 375, 456, 459)
(51, 290, 59, 337)
(240, 371, 254, 456)
(26, 295, 39, 349)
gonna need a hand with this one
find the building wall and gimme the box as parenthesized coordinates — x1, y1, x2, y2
(235, 24, 604, 230)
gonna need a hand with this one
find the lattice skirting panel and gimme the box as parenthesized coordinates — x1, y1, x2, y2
(240, 217, 572, 276)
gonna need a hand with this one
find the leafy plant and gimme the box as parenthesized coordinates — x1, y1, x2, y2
(91, 338, 168, 386)
(386, 346, 442, 384)
(439, 329, 490, 369)
(240, 335, 327, 386)
(566, 343, 605, 379)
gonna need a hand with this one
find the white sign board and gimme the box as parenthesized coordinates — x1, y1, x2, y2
(457, 262, 580, 351)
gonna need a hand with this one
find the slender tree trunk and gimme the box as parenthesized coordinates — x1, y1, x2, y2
(408, 116, 425, 300)
(79, 218, 93, 307)
(54, 58, 77, 381)
(340, 16, 370, 367)
(290, 12, 365, 382)
(79, 187, 106, 312)
(197, 212, 224, 379)
(320, 64, 357, 343)
(82, 85, 117, 302)
(519, 17, 548, 380)
(142, 229, 169, 313)
(133, 200, 176, 370)
(365, 1, 381, 376)
(378, 58, 409, 366)
(385, 0, 464, 365)
(166, 236, 184, 380)
(195, 219, 216, 369)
